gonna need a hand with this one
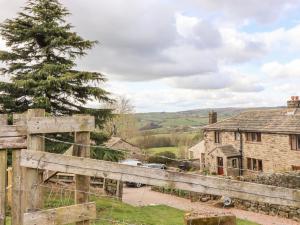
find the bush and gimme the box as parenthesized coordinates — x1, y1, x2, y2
(135, 135, 174, 149)
(148, 151, 176, 165)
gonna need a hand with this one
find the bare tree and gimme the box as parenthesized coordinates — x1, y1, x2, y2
(104, 96, 138, 140)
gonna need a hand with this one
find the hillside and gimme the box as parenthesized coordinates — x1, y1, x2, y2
(135, 107, 281, 134)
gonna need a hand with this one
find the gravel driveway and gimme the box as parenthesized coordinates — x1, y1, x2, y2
(122, 187, 299, 225)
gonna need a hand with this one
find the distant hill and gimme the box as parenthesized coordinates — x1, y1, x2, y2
(135, 107, 281, 134)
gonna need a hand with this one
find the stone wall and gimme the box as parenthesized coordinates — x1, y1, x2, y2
(151, 172, 300, 222)
(204, 130, 300, 173)
(238, 171, 300, 189)
(232, 172, 300, 221)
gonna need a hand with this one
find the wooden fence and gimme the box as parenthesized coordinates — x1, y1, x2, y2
(0, 109, 300, 225)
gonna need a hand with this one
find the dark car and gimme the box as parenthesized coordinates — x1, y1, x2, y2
(178, 161, 191, 171)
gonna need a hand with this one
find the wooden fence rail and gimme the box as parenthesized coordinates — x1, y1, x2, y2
(21, 150, 300, 208)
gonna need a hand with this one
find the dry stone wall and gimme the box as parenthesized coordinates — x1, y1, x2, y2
(151, 172, 300, 222)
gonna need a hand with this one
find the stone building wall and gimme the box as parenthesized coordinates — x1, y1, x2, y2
(204, 130, 300, 173)
(204, 131, 240, 175)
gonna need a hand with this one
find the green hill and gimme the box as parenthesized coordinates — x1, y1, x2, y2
(135, 107, 280, 134)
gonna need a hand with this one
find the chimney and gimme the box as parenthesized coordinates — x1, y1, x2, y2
(287, 96, 300, 108)
(209, 111, 217, 124)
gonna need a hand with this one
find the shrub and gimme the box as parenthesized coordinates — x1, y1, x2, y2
(148, 151, 176, 165)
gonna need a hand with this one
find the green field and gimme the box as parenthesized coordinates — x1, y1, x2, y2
(6, 196, 259, 225)
(147, 146, 180, 156)
(135, 107, 279, 134)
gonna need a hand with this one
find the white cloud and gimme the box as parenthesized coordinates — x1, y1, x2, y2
(218, 28, 266, 63)
(261, 60, 300, 78)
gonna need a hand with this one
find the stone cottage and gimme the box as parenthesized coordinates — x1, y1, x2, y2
(104, 136, 144, 160)
(202, 97, 300, 176)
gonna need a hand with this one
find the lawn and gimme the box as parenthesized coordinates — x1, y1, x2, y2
(6, 196, 260, 225)
(147, 146, 180, 156)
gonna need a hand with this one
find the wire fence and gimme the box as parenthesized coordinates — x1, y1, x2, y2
(40, 135, 300, 179)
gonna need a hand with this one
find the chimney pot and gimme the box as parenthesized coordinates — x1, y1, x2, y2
(287, 96, 300, 108)
(209, 111, 217, 124)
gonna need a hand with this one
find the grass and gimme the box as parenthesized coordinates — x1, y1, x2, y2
(6, 195, 260, 225)
(237, 219, 260, 225)
(147, 146, 180, 156)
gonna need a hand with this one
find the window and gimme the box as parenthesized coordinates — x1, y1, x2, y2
(232, 159, 238, 168)
(292, 165, 300, 171)
(234, 132, 240, 141)
(247, 158, 263, 171)
(214, 131, 221, 143)
(246, 132, 261, 142)
(247, 158, 251, 170)
(290, 135, 300, 150)
(258, 160, 263, 171)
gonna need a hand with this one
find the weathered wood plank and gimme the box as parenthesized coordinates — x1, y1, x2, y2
(43, 146, 73, 182)
(23, 202, 96, 225)
(20, 150, 300, 208)
(0, 114, 7, 125)
(24, 109, 45, 214)
(7, 168, 12, 208)
(0, 150, 7, 225)
(12, 113, 27, 225)
(74, 130, 90, 225)
(12, 150, 25, 225)
(0, 126, 27, 138)
(27, 116, 95, 134)
(0, 114, 8, 225)
(0, 137, 27, 149)
(12, 113, 27, 126)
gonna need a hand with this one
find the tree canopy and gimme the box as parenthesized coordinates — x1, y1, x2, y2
(0, 0, 111, 125)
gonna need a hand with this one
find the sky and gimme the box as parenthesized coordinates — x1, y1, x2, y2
(1, 0, 300, 112)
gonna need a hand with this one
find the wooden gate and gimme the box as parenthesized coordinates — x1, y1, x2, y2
(0, 109, 96, 225)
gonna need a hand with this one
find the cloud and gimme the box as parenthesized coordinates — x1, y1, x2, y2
(261, 59, 300, 78)
(76, 10, 266, 81)
(166, 68, 264, 93)
(0, 0, 269, 82)
(218, 28, 267, 63)
(176, 14, 222, 49)
(0, 0, 299, 112)
(182, 0, 300, 24)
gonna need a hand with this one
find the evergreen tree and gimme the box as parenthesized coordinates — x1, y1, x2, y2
(0, 0, 111, 126)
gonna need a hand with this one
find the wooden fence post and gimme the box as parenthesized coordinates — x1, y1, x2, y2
(73, 119, 91, 225)
(24, 109, 45, 212)
(0, 114, 7, 225)
(6, 168, 12, 209)
(12, 112, 27, 225)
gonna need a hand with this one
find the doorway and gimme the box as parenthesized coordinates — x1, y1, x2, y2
(217, 157, 224, 175)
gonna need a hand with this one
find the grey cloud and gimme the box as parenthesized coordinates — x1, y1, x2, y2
(183, 21, 222, 49)
(168, 71, 264, 93)
(183, 0, 300, 24)
(0, 0, 276, 83)
(168, 74, 232, 90)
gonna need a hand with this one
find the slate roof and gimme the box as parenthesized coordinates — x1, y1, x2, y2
(104, 137, 122, 148)
(204, 108, 300, 134)
(216, 145, 240, 157)
(188, 140, 205, 153)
